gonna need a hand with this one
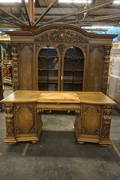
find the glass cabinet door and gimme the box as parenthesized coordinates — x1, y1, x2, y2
(38, 46, 59, 91)
(62, 46, 84, 91)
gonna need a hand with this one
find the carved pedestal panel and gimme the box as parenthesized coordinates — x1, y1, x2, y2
(4, 103, 43, 144)
(14, 103, 42, 143)
(74, 104, 112, 146)
(74, 104, 102, 144)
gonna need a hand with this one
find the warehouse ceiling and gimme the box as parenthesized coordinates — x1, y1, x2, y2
(0, 0, 120, 33)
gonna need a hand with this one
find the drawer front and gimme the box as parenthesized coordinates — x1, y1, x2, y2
(37, 103, 80, 111)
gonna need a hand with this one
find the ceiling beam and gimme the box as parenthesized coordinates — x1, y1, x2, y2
(22, 0, 31, 26)
(0, 16, 23, 27)
(67, 14, 120, 24)
(39, 0, 114, 26)
(0, 8, 27, 27)
(16, 2, 27, 23)
(34, 0, 58, 26)
(83, 0, 97, 19)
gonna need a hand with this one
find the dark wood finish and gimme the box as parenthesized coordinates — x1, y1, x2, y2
(2, 91, 116, 146)
(7, 24, 116, 93)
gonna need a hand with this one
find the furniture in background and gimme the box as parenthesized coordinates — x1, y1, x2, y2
(7, 24, 116, 94)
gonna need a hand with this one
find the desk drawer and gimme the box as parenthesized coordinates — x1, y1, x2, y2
(37, 103, 80, 111)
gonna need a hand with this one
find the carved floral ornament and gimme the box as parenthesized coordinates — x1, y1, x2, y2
(35, 28, 89, 43)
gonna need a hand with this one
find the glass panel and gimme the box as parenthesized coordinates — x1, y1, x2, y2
(63, 46, 84, 91)
(38, 46, 58, 91)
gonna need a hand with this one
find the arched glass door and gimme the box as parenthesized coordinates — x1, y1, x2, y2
(38, 45, 59, 91)
(62, 46, 84, 91)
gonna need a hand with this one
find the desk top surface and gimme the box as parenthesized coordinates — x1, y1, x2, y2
(2, 90, 116, 105)
(37, 92, 80, 103)
(2, 90, 41, 103)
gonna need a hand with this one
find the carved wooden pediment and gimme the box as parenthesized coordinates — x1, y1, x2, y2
(35, 28, 88, 43)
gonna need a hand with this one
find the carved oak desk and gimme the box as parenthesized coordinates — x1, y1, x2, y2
(2, 91, 116, 146)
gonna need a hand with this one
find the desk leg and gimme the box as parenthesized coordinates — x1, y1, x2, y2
(4, 103, 17, 145)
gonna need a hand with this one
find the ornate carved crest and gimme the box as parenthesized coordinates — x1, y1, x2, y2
(35, 28, 88, 43)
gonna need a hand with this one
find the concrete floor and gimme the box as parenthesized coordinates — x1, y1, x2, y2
(0, 86, 120, 180)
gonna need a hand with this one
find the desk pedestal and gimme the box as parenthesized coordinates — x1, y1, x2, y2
(4, 103, 42, 144)
(74, 104, 112, 146)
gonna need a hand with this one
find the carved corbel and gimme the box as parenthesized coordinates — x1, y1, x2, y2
(4, 103, 14, 137)
(101, 106, 112, 138)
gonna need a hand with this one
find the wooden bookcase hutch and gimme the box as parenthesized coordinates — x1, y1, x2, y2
(7, 24, 116, 94)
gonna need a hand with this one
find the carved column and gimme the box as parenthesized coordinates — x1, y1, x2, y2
(12, 45, 19, 91)
(102, 46, 111, 94)
(4, 103, 16, 144)
(99, 106, 112, 146)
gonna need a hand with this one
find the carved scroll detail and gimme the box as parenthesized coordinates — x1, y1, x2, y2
(20, 44, 33, 52)
(4, 103, 14, 137)
(101, 106, 112, 138)
(35, 28, 88, 43)
(16, 104, 34, 113)
(83, 105, 101, 114)
(89, 46, 103, 54)
(16, 126, 35, 134)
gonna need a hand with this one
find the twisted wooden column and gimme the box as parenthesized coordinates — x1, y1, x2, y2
(12, 45, 19, 91)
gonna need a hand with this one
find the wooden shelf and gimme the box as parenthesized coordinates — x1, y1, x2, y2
(64, 69, 83, 72)
(38, 69, 58, 71)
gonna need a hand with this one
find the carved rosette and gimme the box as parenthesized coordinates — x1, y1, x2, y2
(101, 106, 112, 138)
(4, 103, 14, 137)
(11, 45, 19, 91)
(102, 46, 111, 94)
(35, 28, 88, 43)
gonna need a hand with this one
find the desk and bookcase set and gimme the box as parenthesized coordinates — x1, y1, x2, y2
(2, 24, 116, 146)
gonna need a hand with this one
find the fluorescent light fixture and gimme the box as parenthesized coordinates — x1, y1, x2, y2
(59, 0, 92, 3)
(92, 26, 114, 28)
(113, 0, 120, 4)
